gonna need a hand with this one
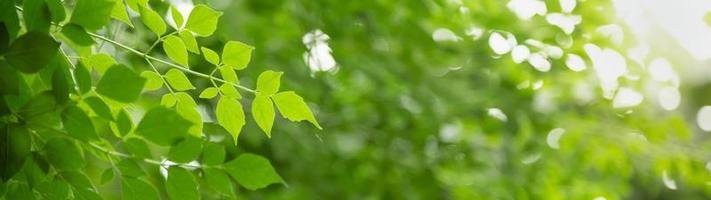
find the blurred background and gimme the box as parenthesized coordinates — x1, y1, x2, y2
(126, 0, 711, 199)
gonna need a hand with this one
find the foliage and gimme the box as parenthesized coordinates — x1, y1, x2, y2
(0, 0, 320, 199)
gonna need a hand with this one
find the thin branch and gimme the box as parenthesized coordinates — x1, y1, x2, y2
(88, 32, 257, 93)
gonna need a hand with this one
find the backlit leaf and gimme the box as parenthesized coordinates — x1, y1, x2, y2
(185, 5, 222, 37)
(216, 96, 245, 144)
(123, 138, 152, 159)
(256, 70, 282, 95)
(201, 47, 219, 65)
(221, 41, 253, 70)
(71, 0, 115, 31)
(165, 69, 195, 91)
(84, 97, 113, 120)
(199, 87, 219, 99)
(273, 91, 321, 129)
(179, 31, 199, 54)
(162, 35, 189, 66)
(252, 94, 275, 137)
(140, 71, 163, 91)
(138, 5, 166, 36)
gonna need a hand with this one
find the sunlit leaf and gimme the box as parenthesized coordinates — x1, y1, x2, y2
(256, 70, 282, 95)
(165, 69, 195, 91)
(199, 87, 219, 99)
(252, 94, 275, 137)
(201, 47, 220, 65)
(71, 0, 115, 31)
(140, 71, 163, 91)
(184, 5, 222, 37)
(138, 5, 166, 36)
(216, 96, 245, 144)
(163, 35, 189, 66)
(273, 91, 321, 129)
(221, 41, 253, 70)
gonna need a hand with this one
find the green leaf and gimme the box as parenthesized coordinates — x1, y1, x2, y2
(219, 65, 238, 83)
(84, 97, 113, 120)
(273, 91, 321, 129)
(46, 0, 66, 23)
(19, 92, 59, 130)
(117, 159, 144, 178)
(135, 106, 192, 146)
(71, 0, 115, 31)
(165, 69, 195, 91)
(138, 5, 166, 36)
(201, 142, 225, 165)
(223, 153, 283, 190)
(160, 93, 177, 107)
(100, 168, 115, 184)
(5, 31, 59, 73)
(168, 137, 202, 163)
(166, 167, 199, 200)
(0, 63, 20, 95)
(216, 96, 245, 144)
(220, 84, 241, 99)
(256, 70, 283, 95)
(174, 92, 202, 137)
(184, 5, 222, 37)
(51, 67, 70, 104)
(74, 62, 92, 94)
(23, 0, 51, 33)
(115, 109, 133, 136)
(221, 41, 253, 70)
(62, 171, 102, 200)
(121, 177, 160, 200)
(36, 178, 71, 199)
(96, 64, 146, 103)
(61, 23, 94, 46)
(170, 6, 184, 29)
(45, 137, 85, 170)
(123, 138, 152, 159)
(140, 71, 163, 91)
(162, 35, 189, 66)
(111, 0, 133, 27)
(252, 94, 275, 137)
(124, 0, 148, 12)
(203, 168, 234, 196)
(179, 31, 199, 54)
(201, 47, 219, 65)
(199, 87, 219, 99)
(61, 105, 98, 141)
(85, 53, 116, 75)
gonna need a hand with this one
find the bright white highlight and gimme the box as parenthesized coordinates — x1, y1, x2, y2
(511, 45, 530, 64)
(507, 0, 548, 20)
(697, 106, 711, 131)
(565, 54, 586, 72)
(584, 44, 627, 99)
(528, 53, 551, 72)
(303, 29, 337, 73)
(432, 28, 461, 42)
(613, 88, 644, 108)
(657, 86, 680, 111)
(487, 108, 508, 122)
(546, 128, 565, 149)
(546, 13, 582, 34)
